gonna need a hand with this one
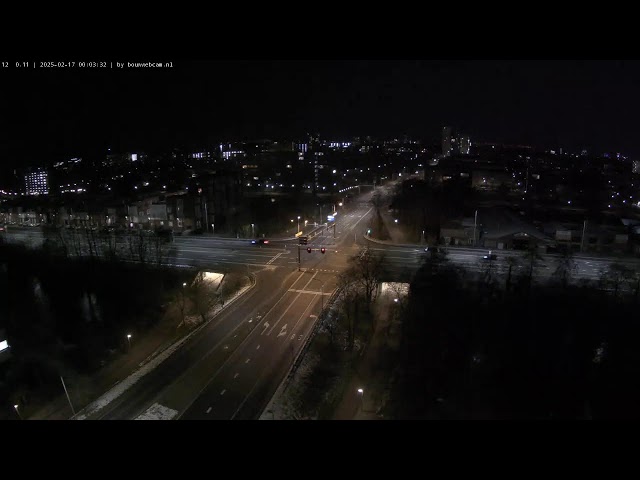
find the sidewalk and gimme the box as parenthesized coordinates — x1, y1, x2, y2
(28, 305, 191, 420)
(28, 274, 253, 420)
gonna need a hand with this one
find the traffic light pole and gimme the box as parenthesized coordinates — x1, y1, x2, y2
(298, 244, 301, 271)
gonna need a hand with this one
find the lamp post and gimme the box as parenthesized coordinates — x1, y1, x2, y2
(357, 388, 364, 412)
(14, 404, 22, 420)
(60, 376, 76, 416)
(473, 209, 478, 247)
(251, 223, 255, 238)
(126, 334, 132, 351)
(297, 216, 300, 234)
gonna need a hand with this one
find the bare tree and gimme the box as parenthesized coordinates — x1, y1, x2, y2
(346, 247, 385, 306)
(217, 272, 244, 306)
(101, 230, 119, 262)
(175, 284, 188, 329)
(336, 273, 361, 351)
(68, 228, 84, 257)
(137, 231, 150, 264)
(554, 249, 576, 289)
(602, 262, 633, 298)
(84, 227, 100, 259)
(152, 232, 168, 267)
(522, 244, 544, 292)
(188, 272, 217, 323)
(505, 255, 519, 291)
(629, 270, 640, 304)
(127, 230, 150, 264)
(322, 311, 339, 346)
(370, 190, 386, 214)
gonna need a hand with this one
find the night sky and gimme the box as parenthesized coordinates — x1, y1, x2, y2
(2, 59, 640, 169)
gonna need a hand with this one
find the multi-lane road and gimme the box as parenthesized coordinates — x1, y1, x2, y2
(5, 200, 373, 420)
(3, 192, 640, 419)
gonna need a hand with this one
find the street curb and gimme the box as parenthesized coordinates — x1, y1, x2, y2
(71, 272, 257, 420)
(259, 287, 342, 420)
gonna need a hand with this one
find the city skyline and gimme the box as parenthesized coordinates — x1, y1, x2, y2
(2, 60, 640, 170)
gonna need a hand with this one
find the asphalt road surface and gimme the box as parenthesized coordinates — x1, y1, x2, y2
(4, 192, 640, 419)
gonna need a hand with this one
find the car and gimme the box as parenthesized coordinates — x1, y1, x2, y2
(251, 238, 269, 245)
(482, 251, 497, 261)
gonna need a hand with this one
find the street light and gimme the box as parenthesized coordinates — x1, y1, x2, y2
(14, 404, 22, 420)
(297, 216, 301, 233)
(251, 223, 255, 238)
(357, 388, 364, 412)
(126, 334, 132, 350)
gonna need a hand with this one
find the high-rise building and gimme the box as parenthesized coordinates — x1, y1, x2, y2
(442, 126, 471, 156)
(24, 168, 48, 195)
(632, 160, 640, 174)
(442, 126, 453, 156)
(459, 135, 471, 155)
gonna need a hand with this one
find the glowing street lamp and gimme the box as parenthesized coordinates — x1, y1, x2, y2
(14, 404, 22, 420)
(297, 216, 301, 233)
(126, 334, 132, 350)
(357, 388, 364, 411)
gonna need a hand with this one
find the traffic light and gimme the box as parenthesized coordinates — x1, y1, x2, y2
(321, 247, 326, 254)
(307, 247, 312, 253)
(299, 235, 308, 245)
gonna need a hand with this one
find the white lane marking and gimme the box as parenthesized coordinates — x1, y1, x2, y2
(261, 321, 270, 335)
(256, 344, 260, 350)
(288, 288, 332, 295)
(220, 389, 226, 396)
(234, 373, 239, 379)
(277, 324, 288, 337)
(266, 252, 283, 265)
(291, 333, 296, 340)
(267, 272, 321, 336)
(234, 334, 237, 338)
(206, 407, 212, 414)
(245, 358, 251, 364)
